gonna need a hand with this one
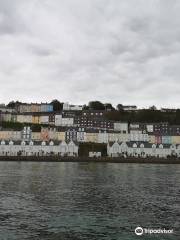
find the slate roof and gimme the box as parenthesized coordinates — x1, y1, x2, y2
(0, 140, 78, 146)
(108, 141, 177, 149)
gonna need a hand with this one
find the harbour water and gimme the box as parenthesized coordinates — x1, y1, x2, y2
(0, 162, 179, 240)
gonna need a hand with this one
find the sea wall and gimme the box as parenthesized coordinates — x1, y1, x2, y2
(0, 156, 179, 164)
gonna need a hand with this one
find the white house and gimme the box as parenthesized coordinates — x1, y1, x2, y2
(63, 102, 83, 111)
(107, 141, 121, 157)
(77, 128, 87, 142)
(107, 141, 179, 158)
(40, 115, 49, 125)
(55, 114, 74, 126)
(146, 124, 154, 133)
(67, 140, 79, 156)
(0, 140, 79, 157)
(129, 130, 149, 142)
(61, 117, 74, 126)
(114, 122, 128, 133)
(98, 131, 108, 143)
(89, 152, 101, 157)
(55, 114, 62, 126)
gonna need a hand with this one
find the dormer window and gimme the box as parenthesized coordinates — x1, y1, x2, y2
(21, 141, 26, 146)
(133, 143, 137, 148)
(1, 141, 5, 145)
(41, 141, 46, 146)
(9, 141, 14, 145)
(140, 143, 144, 148)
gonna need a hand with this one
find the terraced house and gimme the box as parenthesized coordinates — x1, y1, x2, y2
(0, 140, 79, 157)
(107, 141, 180, 158)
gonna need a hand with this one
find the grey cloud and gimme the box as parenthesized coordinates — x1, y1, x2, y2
(0, 0, 180, 108)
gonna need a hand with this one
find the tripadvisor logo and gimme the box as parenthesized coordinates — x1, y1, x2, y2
(135, 226, 173, 236)
(135, 227, 143, 236)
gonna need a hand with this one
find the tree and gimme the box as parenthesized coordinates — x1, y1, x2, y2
(149, 105, 157, 110)
(82, 104, 89, 110)
(88, 101, 105, 110)
(104, 103, 115, 111)
(175, 109, 180, 124)
(116, 104, 124, 111)
(7, 101, 22, 108)
(50, 100, 63, 111)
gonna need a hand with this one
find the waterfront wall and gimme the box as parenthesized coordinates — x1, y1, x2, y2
(0, 156, 179, 164)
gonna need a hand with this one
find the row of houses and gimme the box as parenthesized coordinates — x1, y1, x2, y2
(0, 112, 74, 126)
(1, 102, 82, 113)
(107, 142, 180, 158)
(2, 108, 180, 136)
(0, 140, 78, 157)
(1, 138, 179, 159)
(0, 111, 119, 130)
(2, 126, 180, 144)
(17, 103, 53, 113)
(0, 127, 128, 143)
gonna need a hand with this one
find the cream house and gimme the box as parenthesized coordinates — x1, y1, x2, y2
(0, 130, 13, 140)
(56, 132, 65, 141)
(31, 132, 41, 141)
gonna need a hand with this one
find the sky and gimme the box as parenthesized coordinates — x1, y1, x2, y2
(0, 0, 180, 108)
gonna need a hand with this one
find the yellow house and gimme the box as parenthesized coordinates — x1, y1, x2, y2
(31, 132, 41, 141)
(32, 115, 40, 124)
(108, 132, 129, 142)
(56, 132, 65, 141)
(31, 104, 41, 112)
(86, 132, 98, 143)
(0, 130, 13, 140)
(149, 135, 156, 144)
(171, 136, 180, 144)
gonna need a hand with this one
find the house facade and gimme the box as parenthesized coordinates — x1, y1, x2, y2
(114, 122, 128, 133)
(107, 141, 180, 158)
(63, 102, 83, 111)
(0, 140, 78, 157)
(77, 128, 87, 142)
(65, 128, 77, 142)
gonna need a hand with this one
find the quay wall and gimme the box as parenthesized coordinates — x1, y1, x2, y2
(0, 156, 179, 164)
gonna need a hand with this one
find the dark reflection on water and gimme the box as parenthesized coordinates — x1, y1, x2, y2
(0, 162, 179, 240)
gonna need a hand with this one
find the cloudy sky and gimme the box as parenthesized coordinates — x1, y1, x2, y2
(0, 0, 180, 108)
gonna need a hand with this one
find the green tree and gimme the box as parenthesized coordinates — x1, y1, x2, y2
(51, 99, 63, 111)
(7, 101, 22, 108)
(104, 103, 115, 111)
(88, 101, 105, 110)
(82, 104, 89, 110)
(116, 104, 124, 111)
(149, 105, 157, 110)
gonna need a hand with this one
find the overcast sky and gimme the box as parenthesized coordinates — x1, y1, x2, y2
(0, 0, 180, 108)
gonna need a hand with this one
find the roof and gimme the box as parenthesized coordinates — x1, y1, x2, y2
(108, 141, 176, 149)
(0, 140, 78, 146)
